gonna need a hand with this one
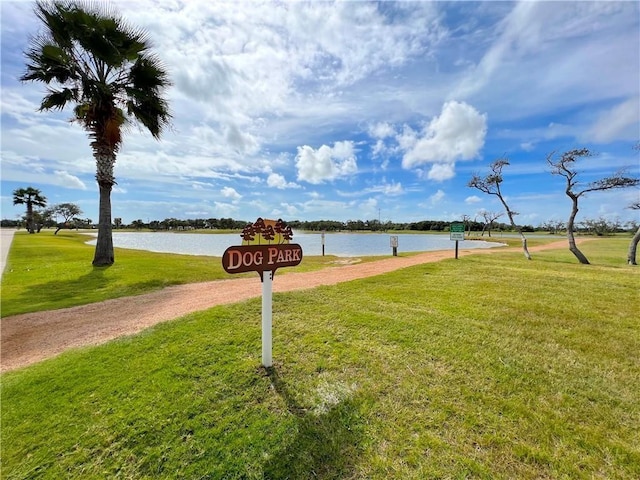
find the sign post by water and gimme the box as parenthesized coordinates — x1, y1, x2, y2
(450, 222, 465, 259)
(390, 235, 398, 256)
(222, 218, 303, 367)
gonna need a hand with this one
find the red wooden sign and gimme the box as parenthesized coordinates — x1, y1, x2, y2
(222, 218, 303, 278)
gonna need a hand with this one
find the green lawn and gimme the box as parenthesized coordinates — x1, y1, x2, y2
(0, 230, 386, 317)
(1, 235, 638, 478)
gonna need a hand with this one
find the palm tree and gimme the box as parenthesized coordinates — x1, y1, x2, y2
(21, 0, 171, 265)
(13, 187, 47, 234)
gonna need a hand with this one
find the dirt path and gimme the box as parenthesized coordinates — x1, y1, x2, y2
(1, 240, 576, 372)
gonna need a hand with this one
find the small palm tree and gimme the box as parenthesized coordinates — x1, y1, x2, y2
(13, 187, 47, 234)
(21, 0, 171, 265)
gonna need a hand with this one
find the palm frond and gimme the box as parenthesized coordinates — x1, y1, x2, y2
(21, 34, 77, 84)
(128, 55, 171, 90)
(34, 0, 74, 49)
(40, 87, 78, 111)
(23, 0, 171, 146)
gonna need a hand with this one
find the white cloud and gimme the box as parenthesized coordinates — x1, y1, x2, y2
(225, 124, 260, 155)
(401, 101, 487, 171)
(120, 0, 443, 131)
(429, 189, 445, 204)
(221, 187, 241, 200)
(192, 181, 215, 190)
(368, 122, 396, 139)
(379, 182, 404, 196)
(213, 201, 240, 216)
(2, 1, 638, 225)
(587, 97, 640, 143)
(369, 122, 397, 164)
(371, 139, 386, 158)
(465, 195, 482, 204)
(279, 203, 299, 216)
(427, 163, 456, 182)
(451, 2, 639, 123)
(340, 181, 405, 197)
(267, 173, 287, 189)
(295, 141, 358, 184)
(266, 173, 300, 190)
(51, 171, 87, 190)
(359, 197, 378, 216)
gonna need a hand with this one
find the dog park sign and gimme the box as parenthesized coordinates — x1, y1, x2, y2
(222, 218, 303, 367)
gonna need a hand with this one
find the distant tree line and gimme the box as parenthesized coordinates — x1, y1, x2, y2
(2, 214, 637, 236)
(6, 146, 639, 266)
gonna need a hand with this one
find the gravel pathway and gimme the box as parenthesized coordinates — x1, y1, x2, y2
(1, 240, 574, 372)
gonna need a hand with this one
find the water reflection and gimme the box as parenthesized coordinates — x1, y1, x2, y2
(86, 232, 505, 257)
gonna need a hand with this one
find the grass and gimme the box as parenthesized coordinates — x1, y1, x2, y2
(1, 236, 638, 478)
(0, 230, 386, 317)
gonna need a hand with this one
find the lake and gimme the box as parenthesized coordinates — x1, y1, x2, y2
(86, 232, 506, 257)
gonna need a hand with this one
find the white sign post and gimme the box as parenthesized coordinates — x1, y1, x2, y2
(262, 271, 273, 367)
(222, 218, 303, 368)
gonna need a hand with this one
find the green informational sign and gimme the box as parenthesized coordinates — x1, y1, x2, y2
(450, 222, 465, 241)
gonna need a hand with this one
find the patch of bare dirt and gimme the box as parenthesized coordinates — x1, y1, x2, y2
(0, 239, 578, 372)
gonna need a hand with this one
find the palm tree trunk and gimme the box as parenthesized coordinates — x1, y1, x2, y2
(93, 182, 114, 266)
(27, 202, 35, 234)
(567, 196, 590, 265)
(627, 226, 640, 265)
(92, 143, 117, 266)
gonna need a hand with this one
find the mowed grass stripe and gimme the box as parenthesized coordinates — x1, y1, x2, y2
(1, 236, 638, 478)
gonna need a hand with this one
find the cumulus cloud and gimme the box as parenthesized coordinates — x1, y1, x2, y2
(368, 122, 396, 139)
(267, 173, 300, 189)
(296, 141, 358, 184)
(465, 195, 482, 204)
(401, 101, 487, 170)
(427, 163, 456, 181)
(221, 186, 241, 200)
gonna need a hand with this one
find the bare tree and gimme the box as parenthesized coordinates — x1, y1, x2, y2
(478, 210, 504, 237)
(547, 148, 639, 264)
(469, 158, 532, 259)
(627, 202, 640, 265)
(462, 214, 472, 237)
(540, 219, 565, 234)
(628, 142, 640, 265)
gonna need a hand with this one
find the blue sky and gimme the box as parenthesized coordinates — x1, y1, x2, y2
(1, 0, 639, 226)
